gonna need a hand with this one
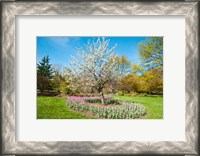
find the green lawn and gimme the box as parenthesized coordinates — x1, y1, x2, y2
(113, 95, 163, 119)
(37, 96, 93, 119)
(37, 95, 163, 119)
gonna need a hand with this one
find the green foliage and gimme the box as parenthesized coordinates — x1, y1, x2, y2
(37, 38, 163, 96)
(138, 37, 163, 70)
(132, 64, 143, 75)
(37, 96, 93, 119)
(50, 65, 74, 95)
(37, 56, 53, 92)
(119, 68, 163, 94)
(117, 37, 164, 95)
(51, 74, 63, 92)
(37, 56, 53, 79)
(116, 54, 131, 76)
(59, 81, 70, 94)
(85, 98, 121, 105)
(141, 69, 163, 94)
(125, 92, 140, 97)
(119, 73, 140, 93)
(114, 95, 163, 119)
(117, 91, 124, 96)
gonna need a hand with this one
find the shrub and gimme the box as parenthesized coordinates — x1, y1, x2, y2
(118, 91, 124, 96)
(37, 76, 51, 93)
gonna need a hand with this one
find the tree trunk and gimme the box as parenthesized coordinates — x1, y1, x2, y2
(100, 90, 105, 104)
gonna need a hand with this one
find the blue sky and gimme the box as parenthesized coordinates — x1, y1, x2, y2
(37, 36, 149, 67)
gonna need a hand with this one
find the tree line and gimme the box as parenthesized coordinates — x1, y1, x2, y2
(37, 37, 163, 99)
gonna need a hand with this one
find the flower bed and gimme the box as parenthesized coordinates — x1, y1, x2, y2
(84, 98, 121, 105)
(67, 96, 146, 119)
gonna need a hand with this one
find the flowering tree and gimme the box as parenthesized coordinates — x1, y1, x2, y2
(66, 38, 119, 104)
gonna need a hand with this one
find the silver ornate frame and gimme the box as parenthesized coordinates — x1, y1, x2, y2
(1, 1, 199, 155)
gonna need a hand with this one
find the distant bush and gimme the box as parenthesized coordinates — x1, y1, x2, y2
(37, 91, 59, 96)
(118, 91, 124, 96)
(123, 92, 150, 97)
(37, 76, 51, 93)
(138, 93, 148, 97)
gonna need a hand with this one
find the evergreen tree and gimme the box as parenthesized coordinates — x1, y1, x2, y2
(37, 56, 53, 79)
(37, 56, 53, 92)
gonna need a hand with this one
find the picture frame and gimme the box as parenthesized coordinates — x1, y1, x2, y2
(1, 1, 199, 155)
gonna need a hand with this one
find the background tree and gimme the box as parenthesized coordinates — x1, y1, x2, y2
(141, 69, 163, 94)
(37, 76, 50, 93)
(67, 37, 119, 104)
(132, 64, 144, 75)
(109, 55, 132, 93)
(50, 64, 74, 95)
(37, 56, 53, 92)
(51, 64, 64, 92)
(119, 73, 140, 93)
(37, 55, 53, 79)
(138, 37, 163, 70)
(116, 55, 131, 76)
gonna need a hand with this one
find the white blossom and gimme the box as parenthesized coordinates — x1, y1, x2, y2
(66, 37, 119, 104)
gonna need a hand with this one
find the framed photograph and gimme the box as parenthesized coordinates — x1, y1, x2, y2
(1, 1, 199, 155)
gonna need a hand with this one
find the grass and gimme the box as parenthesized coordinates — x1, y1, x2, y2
(37, 95, 163, 119)
(113, 95, 163, 119)
(37, 96, 93, 119)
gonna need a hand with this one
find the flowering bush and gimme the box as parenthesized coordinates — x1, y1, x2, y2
(67, 96, 146, 119)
